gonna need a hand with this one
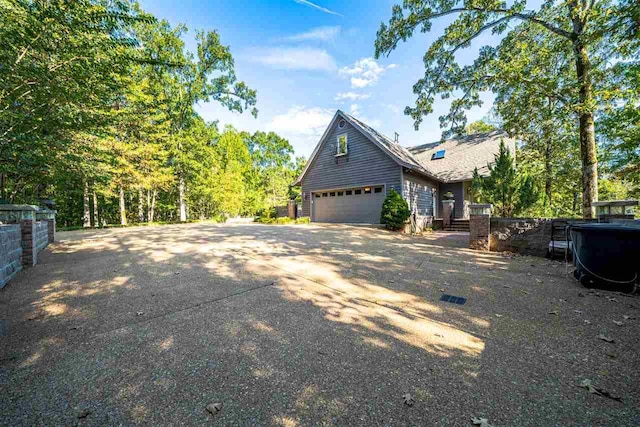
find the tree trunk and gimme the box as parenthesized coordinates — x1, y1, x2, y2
(138, 187, 144, 223)
(571, 10, 598, 218)
(146, 190, 151, 222)
(179, 175, 187, 222)
(150, 189, 156, 223)
(543, 98, 554, 208)
(119, 186, 127, 226)
(83, 181, 91, 228)
(92, 189, 99, 227)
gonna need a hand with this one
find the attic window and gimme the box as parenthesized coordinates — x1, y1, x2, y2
(336, 134, 348, 156)
(432, 149, 446, 160)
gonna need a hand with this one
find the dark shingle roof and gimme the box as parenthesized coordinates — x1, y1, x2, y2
(407, 131, 515, 182)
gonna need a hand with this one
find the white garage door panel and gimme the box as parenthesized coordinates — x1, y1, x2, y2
(312, 187, 385, 223)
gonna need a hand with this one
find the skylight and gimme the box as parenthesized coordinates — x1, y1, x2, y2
(432, 149, 445, 160)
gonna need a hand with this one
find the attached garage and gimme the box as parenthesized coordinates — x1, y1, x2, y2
(312, 186, 385, 223)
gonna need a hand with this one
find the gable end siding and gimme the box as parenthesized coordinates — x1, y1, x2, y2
(300, 120, 402, 217)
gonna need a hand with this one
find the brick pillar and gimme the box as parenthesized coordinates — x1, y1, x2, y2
(442, 200, 455, 229)
(20, 219, 37, 267)
(47, 218, 55, 243)
(469, 204, 492, 251)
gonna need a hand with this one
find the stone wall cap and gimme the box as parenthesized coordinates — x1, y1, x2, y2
(0, 204, 39, 211)
(470, 203, 492, 208)
(592, 200, 638, 207)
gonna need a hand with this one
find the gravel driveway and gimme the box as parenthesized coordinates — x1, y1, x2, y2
(1, 223, 639, 426)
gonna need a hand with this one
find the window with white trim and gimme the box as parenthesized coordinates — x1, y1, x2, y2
(336, 134, 348, 156)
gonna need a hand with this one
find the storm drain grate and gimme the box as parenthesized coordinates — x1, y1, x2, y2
(439, 294, 467, 305)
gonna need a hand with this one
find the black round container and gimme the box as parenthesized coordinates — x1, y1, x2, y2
(569, 223, 640, 292)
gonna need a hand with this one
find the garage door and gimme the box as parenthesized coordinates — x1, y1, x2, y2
(312, 186, 386, 223)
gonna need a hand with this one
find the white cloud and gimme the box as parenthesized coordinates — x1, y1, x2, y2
(268, 106, 336, 156)
(282, 26, 340, 42)
(349, 103, 361, 116)
(385, 104, 401, 113)
(339, 57, 397, 88)
(293, 0, 342, 16)
(250, 47, 337, 72)
(268, 106, 334, 136)
(334, 91, 370, 101)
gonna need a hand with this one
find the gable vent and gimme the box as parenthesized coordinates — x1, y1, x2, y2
(338, 119, 346, 129)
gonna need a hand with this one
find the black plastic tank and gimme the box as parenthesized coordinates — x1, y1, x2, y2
(569, 223, 640, 292)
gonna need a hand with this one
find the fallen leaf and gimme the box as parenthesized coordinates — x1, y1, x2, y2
(206, 402, 223, 415)
(574, 310, 583, 314)
(584, 320, 591, 324)
(402, 393, 415, 406)
(76, 409, 91, 419)
(579, 379, 622, 402)
(522, 290, 529, 295)
(495, 314, 503, 318)
(613, 320, 624, 326)
(471, 417, 493, 427)
(623, 315, 636, 320)
(549, 310, 559, 315)
(503, 285, 512, 289)
(136, 311, 144, 316)
(597, 334, 615, 343)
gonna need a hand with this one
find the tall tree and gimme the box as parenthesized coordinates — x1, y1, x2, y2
(375, 0, 639, 218)
(472, 140, 538, 217)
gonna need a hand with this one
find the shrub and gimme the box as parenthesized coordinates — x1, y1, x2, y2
(295, 216, 310, 224)
(276, 217, 293, 224)
(380, 189, 411, 230)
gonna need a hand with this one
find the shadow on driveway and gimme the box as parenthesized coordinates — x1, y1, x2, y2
(1, 223, 638, 426)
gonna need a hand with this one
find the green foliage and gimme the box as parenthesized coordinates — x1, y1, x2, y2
(472, 140, 539, 217)
(380, 189, 410, 230)
(374, 0, 639, 218)
(0, 1, 303, 227)
(465, 120, 497, 135)
(295, 216, 310, 224)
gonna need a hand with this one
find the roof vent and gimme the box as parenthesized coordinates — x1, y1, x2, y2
(338, 119, 346, 129)
(394, 132, 399, 143)
(432, 149, 445, 160)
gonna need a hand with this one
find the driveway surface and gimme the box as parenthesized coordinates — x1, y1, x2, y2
(1, 223, 639, 426)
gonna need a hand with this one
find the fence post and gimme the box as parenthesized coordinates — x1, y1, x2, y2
(469, 204, 492, 251)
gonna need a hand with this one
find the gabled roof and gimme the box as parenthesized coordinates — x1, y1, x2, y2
(407, 131, 515, 182)
(293, 110, 437, 186)
(293, 110, 516, 186)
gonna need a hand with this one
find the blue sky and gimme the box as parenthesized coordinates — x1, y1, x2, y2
(140, 0, 501, 158)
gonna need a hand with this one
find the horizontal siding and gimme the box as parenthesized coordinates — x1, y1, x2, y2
(403, 172, 437, 216)
(301, 119, 402, 217)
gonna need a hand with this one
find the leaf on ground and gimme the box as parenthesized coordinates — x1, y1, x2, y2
(535, 279, 543, 284)
(136, 311, 144, 316)
(402, 393, 414, 406)
(495, 314, 503, 318)
(613, 320, 624, 326)
(623, 315, 636, 320)
(206, 402, 223, 415)
(471, 416, 493, 427)
(574, 310, 583, 314)
(548, 310, 559, 315)
(584, 320, 591, 324)
(579, 379, 622, 402)
(597, 334, 615, 343)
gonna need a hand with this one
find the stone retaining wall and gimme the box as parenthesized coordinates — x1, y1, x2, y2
(489, 218, 552, 257)
(35, 220, 49, 254)
(0, 224, 22, 289)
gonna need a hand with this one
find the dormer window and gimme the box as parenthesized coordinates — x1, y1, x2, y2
(336, 134, 348, 156)
(432, 149, 445, 160)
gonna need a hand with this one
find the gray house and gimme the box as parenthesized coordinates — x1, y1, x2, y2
(293, 110, 515, 226)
